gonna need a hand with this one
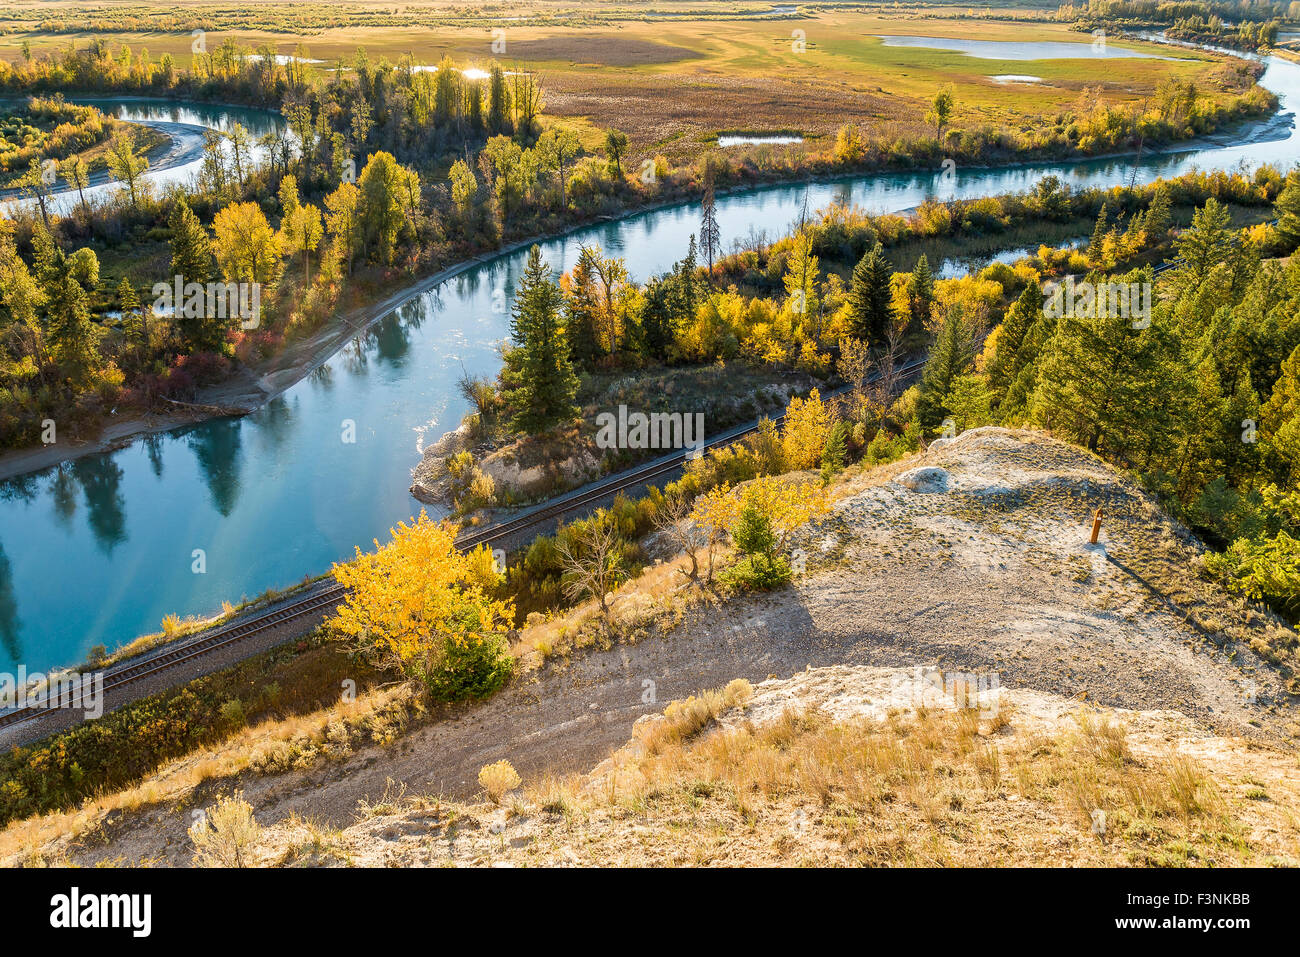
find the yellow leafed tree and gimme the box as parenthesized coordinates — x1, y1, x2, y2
(330, 512, 515, 700)
(689, 484, 740, 581)
(735, 475, 830, 550)
(781, 388, 834, 471)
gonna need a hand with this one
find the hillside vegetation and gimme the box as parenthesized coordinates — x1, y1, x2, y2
(4, 427, 1297, 867)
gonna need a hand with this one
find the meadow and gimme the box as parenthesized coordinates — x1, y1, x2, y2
(0, 4, 1252, 162)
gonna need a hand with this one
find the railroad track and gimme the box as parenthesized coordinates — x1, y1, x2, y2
(0, 356, 927, 731)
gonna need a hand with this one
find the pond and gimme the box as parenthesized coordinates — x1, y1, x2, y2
(874, 35, 1182, 60)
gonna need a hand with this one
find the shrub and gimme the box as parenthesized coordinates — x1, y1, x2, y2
(190, 792, 262, 867)
(426, 631, 514, 702)
(478, 760, 521, 804)
(721, 552, 793, 591)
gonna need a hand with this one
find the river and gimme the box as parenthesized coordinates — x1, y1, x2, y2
(0, 49, 1297, 674)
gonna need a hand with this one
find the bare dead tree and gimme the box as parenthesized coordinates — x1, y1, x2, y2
(556, 519, 625, 619)
(654, 495, 706, 581)
(867, 325, 906, 415)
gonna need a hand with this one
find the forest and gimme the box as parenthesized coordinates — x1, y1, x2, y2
(0, 34, 1282, 448)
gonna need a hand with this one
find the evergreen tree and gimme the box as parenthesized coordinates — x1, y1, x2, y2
(501, 246, 579, 433)
(820, 421, 848, 484)
(169, 199, 224, 351)
(640, 276, 676, 362)
(1172, 357, 1229, 501)
(1174, 197, 1233, 288)
(1274, 172, 1300, 248)
(699, 175, 720, 274)
(564, 245, 603, 368)
(677, 235, 701, 319)
(986, 285, 1042, 401)
(116, 276, 148, 348)
(916, 307, 975, 429)
(905, 253, 935, 332)
(1088, 200, 1110, 260)
(1029, 269, 1172, 458)
(45, 272, 99, 384)
(847, 242, 895, 346)
(1145, 185, 1172, 239)
(169, 200, 213, 286)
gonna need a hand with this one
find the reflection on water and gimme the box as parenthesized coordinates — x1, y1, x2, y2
(2, 54, 1298, 673)
(6, 98, 287, 215)
(0, 544, 19, 663)
(186, 420, 244, 518)
(72, 457, 127, 555)
(874, 35, 1181, 60)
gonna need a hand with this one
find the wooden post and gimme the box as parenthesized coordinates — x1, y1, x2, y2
(1089, 507, 1103, 545)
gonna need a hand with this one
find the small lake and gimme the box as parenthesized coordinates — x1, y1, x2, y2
(875, 35, 1181, 61)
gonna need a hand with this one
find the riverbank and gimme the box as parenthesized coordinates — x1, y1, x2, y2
(0, 37, 1293, 487)
(3, 98, 1293, 485)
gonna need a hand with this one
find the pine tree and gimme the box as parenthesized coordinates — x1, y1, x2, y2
(1174, 197, 1233, 288)
(1088, 201, 1110, 261)
(986, 285, 1042, 401)
(117, 276, 148, 348)
(1145, 185, 1172, 239)
(169, 199, 222, 351)
(847, 242, 895, 346)
(169, 200, 213, 286)
(916, 307, 975, 429)
(678, 235, 701, 317)
(1029, 270, 1172, 458)
(905, 253, 934, 332)
(820, 421, 848, 484)
(501, 246, 579, 433)
(1172, 357, 1229, 501)
(700, 175, 721, 274)
(46, 272, 99, 385)
(564, 245, 603, 368)
(640, 276, 676, 362)
(1275, 172, 1300, 248)
(1001, 308, 1059, 421)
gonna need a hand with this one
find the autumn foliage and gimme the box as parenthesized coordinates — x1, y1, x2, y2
(330, 512, 515, 700)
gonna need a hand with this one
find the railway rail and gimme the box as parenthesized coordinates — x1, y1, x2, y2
(0, 355, 927, 730)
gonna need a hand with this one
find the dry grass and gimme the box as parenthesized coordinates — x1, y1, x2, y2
(0, 9, 1239, 165)
(500, 693, 1291, 866)
(0, 682, 419, 866)
(201, 678, 1300, 868)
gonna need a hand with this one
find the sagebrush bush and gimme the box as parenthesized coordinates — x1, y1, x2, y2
(190, 792, 262, 867)
(478, 760, 522, 804)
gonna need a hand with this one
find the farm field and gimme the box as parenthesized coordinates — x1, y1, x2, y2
(0, 4, 1249, 161)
